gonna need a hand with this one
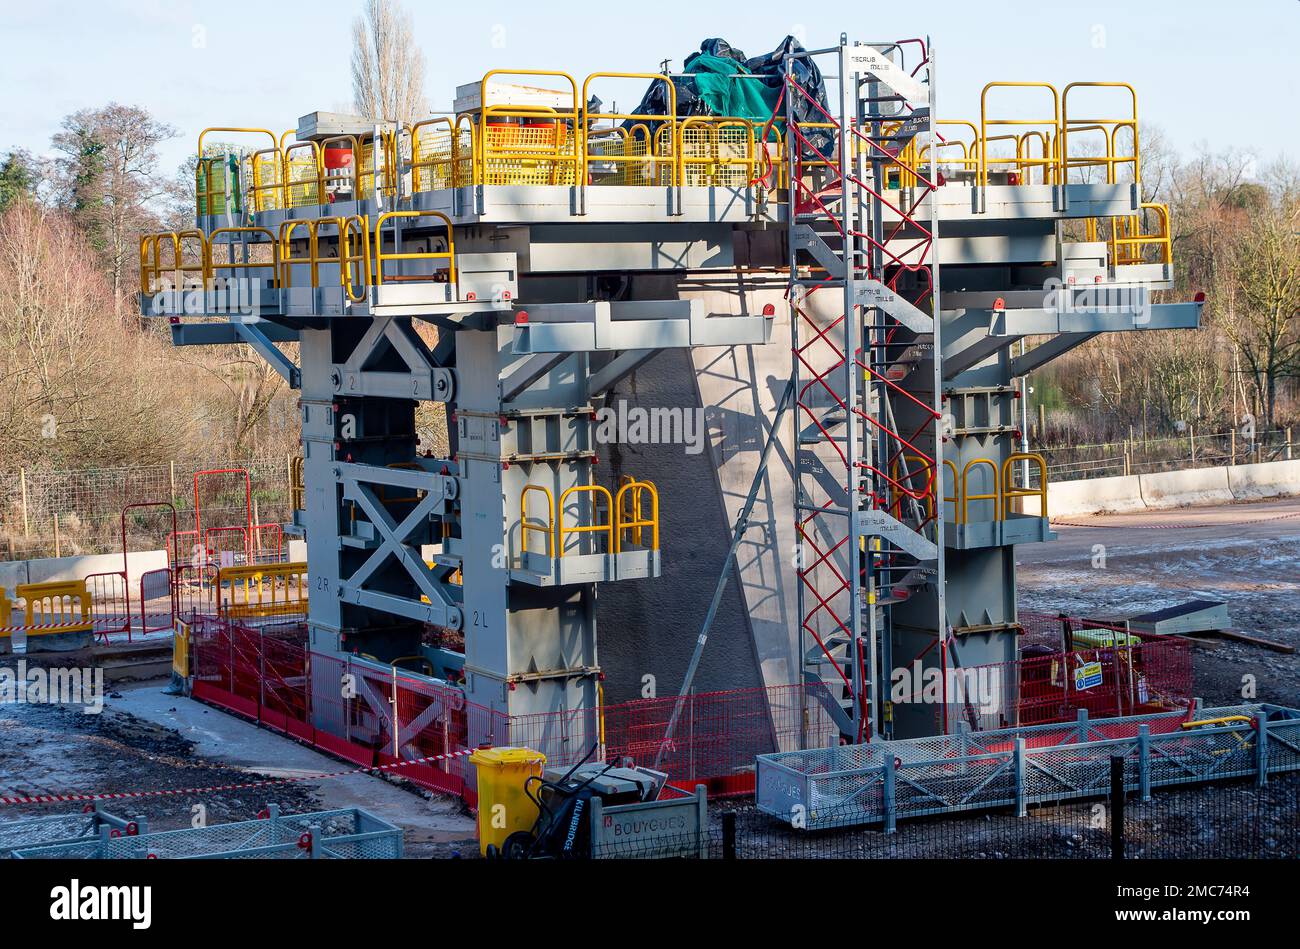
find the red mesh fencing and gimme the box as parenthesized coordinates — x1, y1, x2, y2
(183, 609, 1195, 810)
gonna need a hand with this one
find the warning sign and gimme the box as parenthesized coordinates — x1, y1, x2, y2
(1073, 661, 1104, 691)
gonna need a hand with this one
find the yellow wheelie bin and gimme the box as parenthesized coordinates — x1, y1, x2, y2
(469, 746, 546, 856)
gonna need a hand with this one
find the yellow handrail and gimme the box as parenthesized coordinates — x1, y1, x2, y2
(959, 458, 1001, 524)
(194, 128, 278, 217)
(614, 479, 659, 552)
(888, 454, 937, 521)
(208, 227, 279, 287)
(558, 485, 613, 556)
(478, 70, 580, 187)
(1002, 452, 1048, 518)
(249, 146, 285, 211)
(521, 484, 555, 558)
(979, 82, 1061, 187)
(140, 230, 208, 294)
(373, 210, 456, 286)
(340, 215, 370, 303)
(942, 460, 959, 522)
(278, 218, 320, 288)
(1061, 81, 1139, 186)
(582, 72, 678, 187)
(283, 139, 325, 209)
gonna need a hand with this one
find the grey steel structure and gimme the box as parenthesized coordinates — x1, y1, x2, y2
(142, 36, 1200, 755)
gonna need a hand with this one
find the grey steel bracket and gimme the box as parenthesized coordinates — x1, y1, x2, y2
(499, 352, 568, 403)
(233, 319, 301, 389)
(335, 462, 463, 630)
(512, 300, 772, 353)
(330, 315, 455, 402)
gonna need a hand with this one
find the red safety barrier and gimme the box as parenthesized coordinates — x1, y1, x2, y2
(137, 567, 174, 634)
(250, 522, 284, 563)
(172, 563, 218, 623)
(84, 571, 131, 641)
(183, 610, 1193, 809)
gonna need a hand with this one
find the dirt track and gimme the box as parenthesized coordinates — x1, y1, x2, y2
(1019, 497, 1300, 706)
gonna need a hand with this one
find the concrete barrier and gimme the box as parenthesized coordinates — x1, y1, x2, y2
(1046, 457, 1300, 518)
(23, 549, 167, 585)
(1138, 466, 1233, 509)
(1046, 474, 1145, 516)
(1226, 459, 1300, 500)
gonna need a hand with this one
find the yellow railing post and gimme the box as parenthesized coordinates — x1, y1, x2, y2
(614, 479, 659, 552)
(1002, 453, 1049, 518)
(557, 485, 614, 556)
(373, 210, 456, 286)
(520, 484, 556, 558)
(959, 458, 1002, 524)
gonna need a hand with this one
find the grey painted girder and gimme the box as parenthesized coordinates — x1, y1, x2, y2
(1008, 332, 1101, 377)
(232, 321, 301, 389)
(336, 463, 462, 631)
(512, 300, 773, 353)
(331, 316, 455, 402)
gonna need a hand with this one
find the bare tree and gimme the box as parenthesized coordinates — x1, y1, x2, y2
(51, 104, 176, 299)
(1219, 194, 1300, 430)
(351, 0, 428, 125)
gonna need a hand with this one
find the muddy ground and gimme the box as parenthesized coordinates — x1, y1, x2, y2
(0, 697, 478, 857)
(1019, 496, 1300, 707)
(0, 496, 1295, 859)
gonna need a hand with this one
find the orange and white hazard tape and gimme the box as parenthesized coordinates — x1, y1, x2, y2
(0, 747, 475, 806)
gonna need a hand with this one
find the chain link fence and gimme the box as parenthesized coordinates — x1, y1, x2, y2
(1035, 427, 1296, 482)
(591, 771, 1299, 859)
(1, 457, 295, 560)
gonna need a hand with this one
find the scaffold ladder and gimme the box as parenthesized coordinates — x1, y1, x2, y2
(784, 37, 947, 743)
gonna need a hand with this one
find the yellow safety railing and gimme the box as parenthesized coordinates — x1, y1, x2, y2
(959, 459, 1001, 525)
(679, 118, 759, 188)
(558, 485, 614, 556)
(217, 561, 308, 619)
(195, 128, 278, 217)
(16, 580, 94, 636)
(1061, 81, 1139, 186)
(374, 210, 456, 286)
(359, 128, 400, 200)
(477, 70, 581, 187)
(582, 73, 678, 187)
(1002, 453, 1048, 517)
(208, 226, 279, 287)
(249, 146, 286, 212)
(979, 83, 1061, 186)
(942, 460, 959, 520)
(283, 139, 325, 209)
(521, 484, 555, 558)
(411, 117, 473, 192)
(1091, 202, 1172, 266)
(278, 219, 320, 287)
(888, 454, 938, 521)
(0, 587, 11, 631)
(586, 123, 658, 186)
(614, 479, 659, 552)
(279, 216, 371, 302)
(140, 230, 208, 294)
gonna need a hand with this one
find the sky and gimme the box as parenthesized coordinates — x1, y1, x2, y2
(3, 0, 1298, 178)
